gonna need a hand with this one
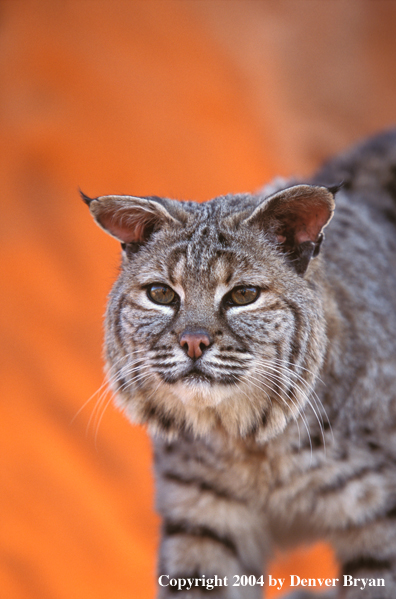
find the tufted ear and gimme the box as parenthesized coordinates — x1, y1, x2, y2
(82, 192, 180, 246)
(244, 184, 336, 274)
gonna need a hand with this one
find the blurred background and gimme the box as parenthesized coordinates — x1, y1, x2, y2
(1, 1, 396, 597)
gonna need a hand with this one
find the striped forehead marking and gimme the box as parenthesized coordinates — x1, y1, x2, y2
(168, 250, 186, 288)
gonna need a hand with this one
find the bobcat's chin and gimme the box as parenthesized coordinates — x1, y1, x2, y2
(169, 378, 237, 408)
(139, 376, 290, 443)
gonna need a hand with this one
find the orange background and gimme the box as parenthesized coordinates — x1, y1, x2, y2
(1, 2, 396, 598)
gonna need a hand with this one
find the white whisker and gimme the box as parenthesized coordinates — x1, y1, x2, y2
(247, 371, 310, 453)
(254, 360, 328, 455)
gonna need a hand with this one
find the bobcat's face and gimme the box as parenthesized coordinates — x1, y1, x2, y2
(85, 185, 334, 441)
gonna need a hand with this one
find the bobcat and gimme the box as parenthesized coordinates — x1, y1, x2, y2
(84, 130, 396, 598)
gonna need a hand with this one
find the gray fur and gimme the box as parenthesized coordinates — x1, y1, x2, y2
(86, 130, 396, 598)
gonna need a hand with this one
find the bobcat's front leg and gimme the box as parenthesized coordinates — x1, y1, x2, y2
(333, 521, 396, 599)
(154, 434, 269, 598)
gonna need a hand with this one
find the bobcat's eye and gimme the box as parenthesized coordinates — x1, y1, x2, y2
(227, 286, 260, 306)
(147, 284, 177, 305)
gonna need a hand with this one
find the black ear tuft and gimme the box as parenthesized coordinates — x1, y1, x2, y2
(80, 190, 94, 206)
(326, 181, 343, 196)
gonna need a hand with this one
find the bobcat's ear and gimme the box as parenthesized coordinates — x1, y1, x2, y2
(244, 184, 335, 275)
(81, 193, 180, 246)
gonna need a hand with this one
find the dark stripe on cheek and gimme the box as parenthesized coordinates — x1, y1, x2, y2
(265, 301, 284, 311)
(216, 352, 247, 364)
(152, 352, 174, 360)
(113, 293, 127, 347)
(281, 298, 303, 365)
(267, 342, 283, 399)
(284, 301, 302, 363)
(208, 363, 245, 371)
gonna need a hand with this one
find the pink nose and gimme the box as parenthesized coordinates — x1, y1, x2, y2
(179, 331, 211, 359)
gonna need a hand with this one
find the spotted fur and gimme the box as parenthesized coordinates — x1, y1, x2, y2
(86, 130, 396, 598)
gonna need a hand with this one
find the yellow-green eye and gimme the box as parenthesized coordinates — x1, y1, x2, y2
(147, 284, 176, 305)
(229, 286, 259, 306)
